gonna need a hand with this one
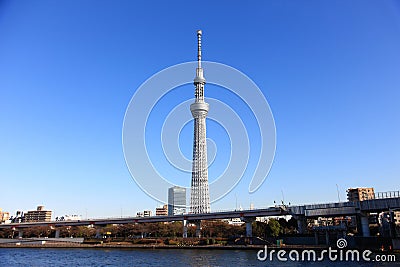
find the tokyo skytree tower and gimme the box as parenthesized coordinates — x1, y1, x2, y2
(190, 30, 211, 214)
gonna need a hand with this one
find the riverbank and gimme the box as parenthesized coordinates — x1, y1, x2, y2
(1, 241, 399, 255)
(0, 239, 326, 250)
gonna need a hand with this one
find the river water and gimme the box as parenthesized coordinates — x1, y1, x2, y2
(0, 248, 399, 266)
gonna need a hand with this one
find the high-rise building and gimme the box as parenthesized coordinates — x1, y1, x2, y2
(24, 205, 52, 222)
(168, 186, 186, 216)
(347, 187, 375, 202)
(190, 30, 211, 214)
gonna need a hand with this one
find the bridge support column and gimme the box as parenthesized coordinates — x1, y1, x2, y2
(314, 232, 318, 245)
(325, 231, 330, 245)
(18, 230, 23, 238)
(95, 228, 102, 239)
(241, 217, 255, 237)
(183, 220, 188, 238)
(296, 216, 307, 234)
(194, 220, 201, 238)
(389, 210, 396, 238)
(55, 229, 60, 238)
(246, 220, 253, 237)
(360, 215, 370, 237)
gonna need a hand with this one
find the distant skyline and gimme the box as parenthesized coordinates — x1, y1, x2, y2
(1, 1, 399, 218)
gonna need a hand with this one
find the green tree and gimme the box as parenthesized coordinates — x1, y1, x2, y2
(267, 218, 281, 238)
(252, 221, 267, 238)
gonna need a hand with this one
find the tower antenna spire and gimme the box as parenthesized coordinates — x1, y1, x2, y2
(197, 30, 202, 68)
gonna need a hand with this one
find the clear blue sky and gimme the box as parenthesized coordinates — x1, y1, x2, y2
(0, 0, 399, 218)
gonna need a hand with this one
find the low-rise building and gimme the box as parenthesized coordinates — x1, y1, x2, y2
(222, 218, 244, 225)
(156, 205, 168, 216)
(11, 211, 24, 223)
(347, 187, 375, 202)
(24, 206, 52, 222)
(0, 209, 10, 223)
(56, 215, 82, 221)
(136, 210, 152, 217)
(394, 211, 400, 226)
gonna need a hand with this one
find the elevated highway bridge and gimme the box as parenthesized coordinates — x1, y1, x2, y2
(2, 196, 399, 238)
